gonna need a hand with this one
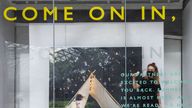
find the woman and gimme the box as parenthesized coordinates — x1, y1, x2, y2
(132, 63, 162, 108)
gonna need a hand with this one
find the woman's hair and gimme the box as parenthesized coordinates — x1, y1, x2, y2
(147, 62, 159, 72)
(76, 94, 83, 101)
(147, 63, 160, 85)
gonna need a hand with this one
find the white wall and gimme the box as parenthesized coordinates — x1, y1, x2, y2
(164, 39, 181, 108)
(29, 25, 53, 108)
(29, 22, 164, 108)
(126, 23, 164, 74)
(0, 0, 15, 108)
(183, 0, 192, 107)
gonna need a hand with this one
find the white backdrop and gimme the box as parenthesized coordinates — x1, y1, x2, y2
(164, 39, 181, 108)
(29, 22, 164, 108)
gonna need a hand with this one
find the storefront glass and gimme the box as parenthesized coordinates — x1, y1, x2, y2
(0, 0, 183, 108)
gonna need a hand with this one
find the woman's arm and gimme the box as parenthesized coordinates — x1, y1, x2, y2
(132, 75, 140, 89)
(157, 92, 162, 108)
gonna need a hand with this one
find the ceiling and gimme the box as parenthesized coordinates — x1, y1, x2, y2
(10, 0, 181, 3)
(8, 0, 185, 9)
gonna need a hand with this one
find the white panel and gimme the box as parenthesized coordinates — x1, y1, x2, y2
(64, 23, 125, 47)
(29, 24, 53, 108)
(126, 22, 164, 72)
(126, 22, 165, 107)
(164, 39, 181, 108)
(29, 22, 164, 108)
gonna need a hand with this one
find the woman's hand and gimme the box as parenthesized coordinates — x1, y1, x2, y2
(132, 73, 137, 77)
(132, 72, 141, 89)
(131, 71, 140, 77)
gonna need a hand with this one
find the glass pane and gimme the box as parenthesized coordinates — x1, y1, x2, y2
(0, 0, 182, 108)
(52, 1, 127, 108)
(0, 0, 55, 108)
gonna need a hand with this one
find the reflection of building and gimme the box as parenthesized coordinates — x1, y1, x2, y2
(66, 73, 122, 108)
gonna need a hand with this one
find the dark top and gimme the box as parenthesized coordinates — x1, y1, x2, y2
(139, 78, 161, 108)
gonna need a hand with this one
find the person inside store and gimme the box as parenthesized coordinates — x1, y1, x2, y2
(132, 63, 162, 108)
